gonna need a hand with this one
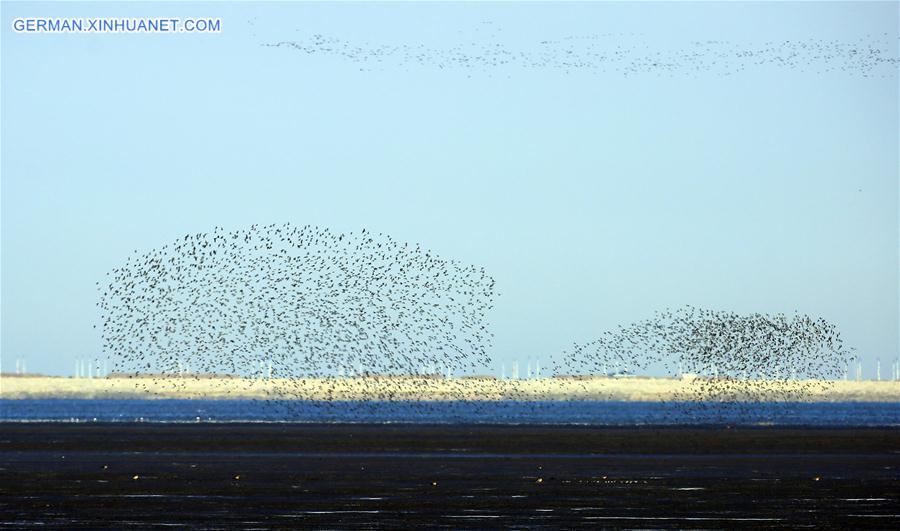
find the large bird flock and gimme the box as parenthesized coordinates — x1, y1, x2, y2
(556, 306, 851, 415)
(98, 224, 496, 410)
(264, 29, 897, 78)
(98, 224, 855, 420)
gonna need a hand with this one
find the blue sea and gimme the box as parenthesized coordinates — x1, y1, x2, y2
(1, 399, 898, 426)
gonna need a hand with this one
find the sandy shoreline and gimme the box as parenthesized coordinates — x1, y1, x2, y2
(2, 375, 899, 402)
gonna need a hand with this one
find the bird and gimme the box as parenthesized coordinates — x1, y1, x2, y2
(97, 222, 852, 424)
(97, 223, 498, 420)
(553, 305, 851, 422)
(262, 27, 897, 80)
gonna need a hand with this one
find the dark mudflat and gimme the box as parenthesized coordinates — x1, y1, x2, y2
(1, 423, 899, 528)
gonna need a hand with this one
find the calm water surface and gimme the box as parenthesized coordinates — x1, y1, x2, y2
(2, 399, 898, 425)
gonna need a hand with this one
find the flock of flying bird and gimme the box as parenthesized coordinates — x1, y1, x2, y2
(98, 223, 496, 412)
(98, 223, 853, 420)
(94, 18, 884, 419)
(264, 25, 897, 78)
(556, 306, 850, 416)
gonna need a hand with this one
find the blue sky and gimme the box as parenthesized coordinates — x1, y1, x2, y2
(2, 1, 898, 377)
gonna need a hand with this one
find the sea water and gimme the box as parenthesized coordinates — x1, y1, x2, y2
(1, 399, 898, 426)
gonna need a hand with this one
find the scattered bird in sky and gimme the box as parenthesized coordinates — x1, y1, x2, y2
(263, 29, 898, 79)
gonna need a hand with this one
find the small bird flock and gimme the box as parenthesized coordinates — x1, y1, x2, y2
(264, 28, 898, 78)
(97, 223, 496, 413)
(556, 305, 851, 415)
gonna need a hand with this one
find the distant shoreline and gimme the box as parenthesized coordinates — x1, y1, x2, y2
(2, 375, 899, 402)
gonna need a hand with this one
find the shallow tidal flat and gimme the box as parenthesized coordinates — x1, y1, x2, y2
(2, 423, 899, 528)
(2, 375, 899, 402)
